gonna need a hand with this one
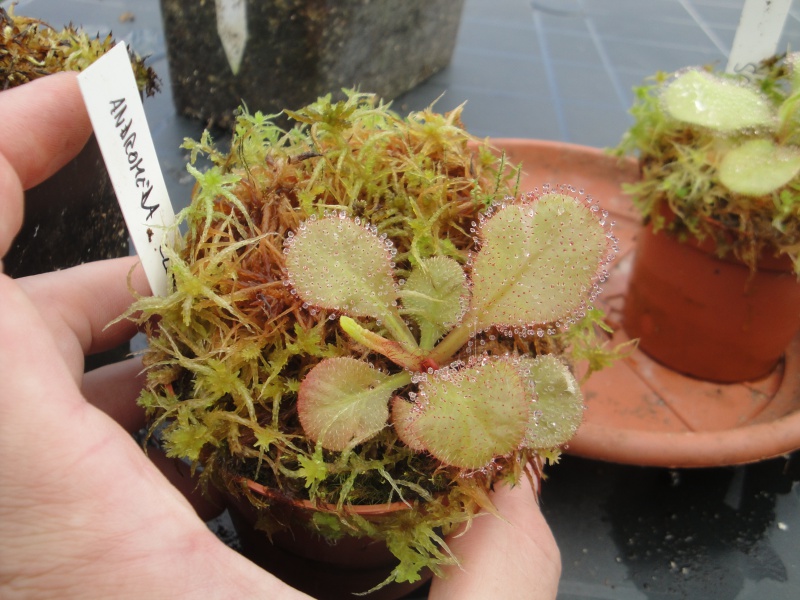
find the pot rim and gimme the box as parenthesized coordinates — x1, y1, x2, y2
(238, 476, 416, 515)
(650, 204, 796, 274)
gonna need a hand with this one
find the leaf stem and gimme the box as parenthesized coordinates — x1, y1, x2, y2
(426, 312, 479, 366)
(419, 323, 440, 351)
(380, 308, 419, 350)
(340, 316, 424, 370)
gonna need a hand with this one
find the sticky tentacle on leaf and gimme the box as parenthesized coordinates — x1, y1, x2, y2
(519, 354, 584, 450)
(393, 357, 531, 470)
(429, 193, 610, 365)
(285, 215, 418, 348)
(399, 256, 469, 350)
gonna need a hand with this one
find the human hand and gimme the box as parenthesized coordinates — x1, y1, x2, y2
(432, 482, 561, 600)
(0, 72, 561, 600)
(0, 72, 310, 599)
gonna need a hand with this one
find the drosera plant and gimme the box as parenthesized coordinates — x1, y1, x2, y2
(124, 90, 617, 591)
(285, 193, 611, 468)
(613, 52, 800, 272)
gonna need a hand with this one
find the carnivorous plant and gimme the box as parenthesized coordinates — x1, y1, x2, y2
(614, 52, 800, 273)
(126, 91, 616, 590)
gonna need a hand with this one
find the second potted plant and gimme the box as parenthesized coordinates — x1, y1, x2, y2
(0, 6, 159, 279)
(615, 53, 800, 382)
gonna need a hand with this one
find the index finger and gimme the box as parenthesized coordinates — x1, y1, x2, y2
(17, 256, 152, 380)
(0, 71, 92, 191)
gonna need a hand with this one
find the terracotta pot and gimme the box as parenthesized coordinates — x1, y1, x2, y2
(226, 479, 431, 600)
(623, 222, 800, 383)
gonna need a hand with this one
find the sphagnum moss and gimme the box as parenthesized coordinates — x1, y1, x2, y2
(126, 91, 616, 590)
(0, 6, 158, 93)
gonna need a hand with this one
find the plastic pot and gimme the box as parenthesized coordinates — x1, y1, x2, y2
(4, 133, 127, 278)
(160, 0, 465, 128)
(226, 478, 432, 600)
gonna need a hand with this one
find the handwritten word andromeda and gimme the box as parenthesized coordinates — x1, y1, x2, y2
(110, 97, 159, 221)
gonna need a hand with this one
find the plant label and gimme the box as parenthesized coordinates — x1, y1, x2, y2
(77, 43, 175, 297)
(216, 0, 248, 75)
(726, 0, 792, 76)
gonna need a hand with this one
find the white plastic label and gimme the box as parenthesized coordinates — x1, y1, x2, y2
(77, 43, 175, 297)
(216, 0, 248, 75)
(726, 0, 792, 76)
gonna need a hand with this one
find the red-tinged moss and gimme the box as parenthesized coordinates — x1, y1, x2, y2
(0, 6, 159, 94)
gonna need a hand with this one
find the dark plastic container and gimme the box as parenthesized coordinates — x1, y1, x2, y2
(160, 0, 465, 127)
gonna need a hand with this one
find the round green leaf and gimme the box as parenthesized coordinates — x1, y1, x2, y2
(718, 139, 800, 196)
(400, 256, 468, 334)
(298, 357, 392, 451)
(285, 217, 397, 319)
(399, 358, 530, 469)
(520, 355, 584, 449)
(470, 194, 608, 330)
(662, 70, 774, 132)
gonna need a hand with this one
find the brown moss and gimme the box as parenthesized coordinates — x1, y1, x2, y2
(0, 6, 159, 94)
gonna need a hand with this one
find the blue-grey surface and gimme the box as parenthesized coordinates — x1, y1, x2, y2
(5, 0, 799, 598)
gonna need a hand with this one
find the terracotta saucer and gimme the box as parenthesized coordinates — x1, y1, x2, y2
(491, 138, 800, 468)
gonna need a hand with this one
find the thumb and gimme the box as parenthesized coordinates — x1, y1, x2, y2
(429, 483, 561, 600)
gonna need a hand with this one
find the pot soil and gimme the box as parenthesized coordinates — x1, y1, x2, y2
(226, 479, 432, 600)
(4, 134, 127, 278)
(159, 0, 465, 128)
(623, 223, 800, 383)
(4, 134, 129, 370)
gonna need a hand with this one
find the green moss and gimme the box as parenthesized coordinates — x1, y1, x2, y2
(558, 307, 636, 382)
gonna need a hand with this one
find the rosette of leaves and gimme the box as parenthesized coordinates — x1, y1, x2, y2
(286, 199, 610, 467)
(614, 52, 800, 273)
(126, 91, 615, 590)
(0, 5, 158, 94)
